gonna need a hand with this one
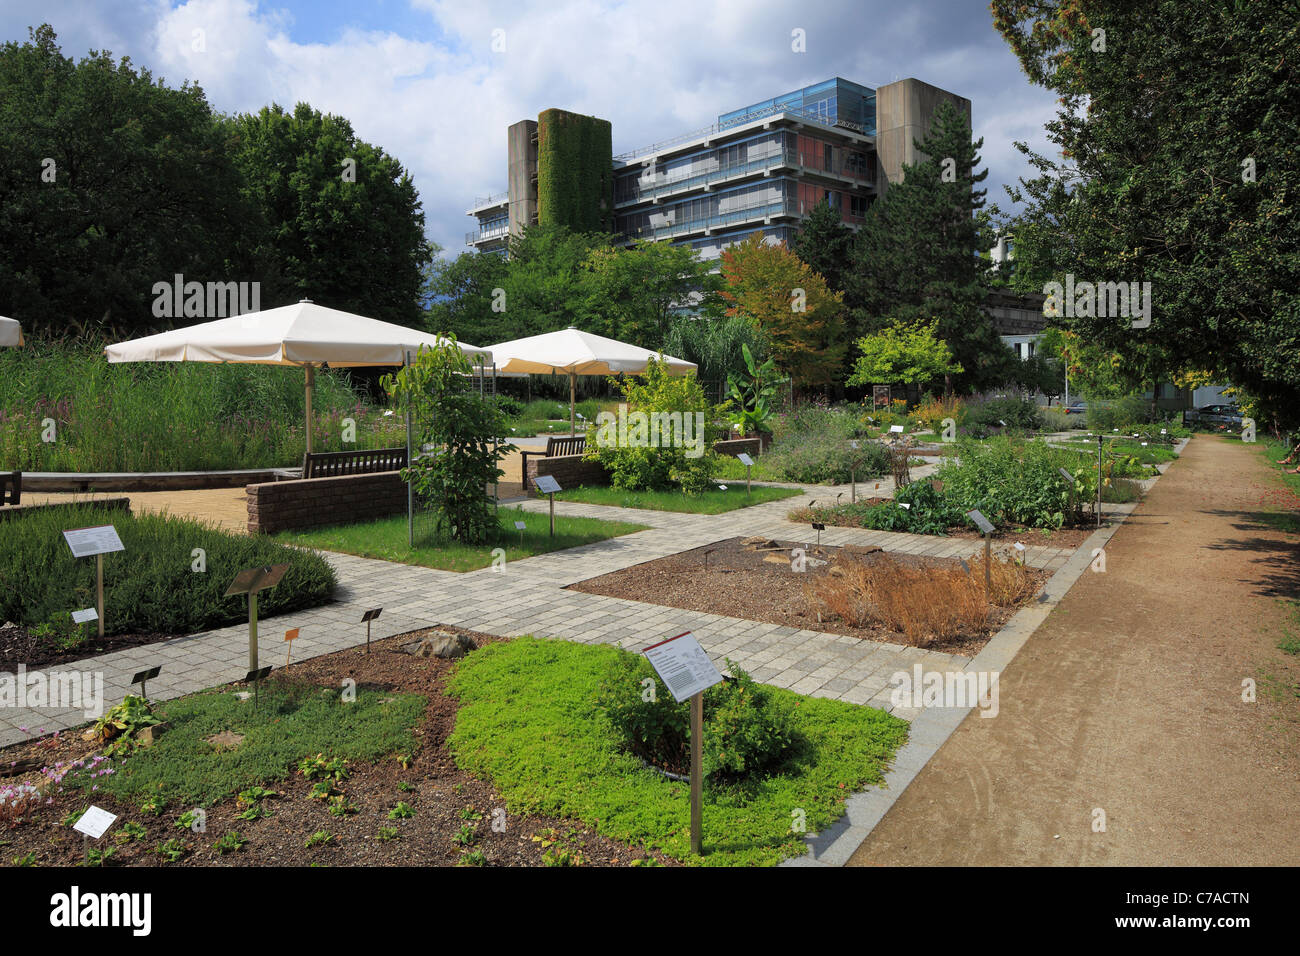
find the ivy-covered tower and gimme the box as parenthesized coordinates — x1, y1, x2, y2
(535, 109, 613, 233)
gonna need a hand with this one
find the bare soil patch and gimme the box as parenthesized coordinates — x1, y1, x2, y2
(567, 536, 1045, 656)
(0, 627, 677, 867)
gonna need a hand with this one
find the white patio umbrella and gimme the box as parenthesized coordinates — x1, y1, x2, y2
(105, 299, 488, 452)
(0, 316, 22, 347)
(485, 327, 697, 435)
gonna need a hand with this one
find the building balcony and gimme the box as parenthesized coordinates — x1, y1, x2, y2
(616, 148, 873, 207)
(625, 196, 800, 242)
(467, 190, 509, 216)
(466, 222, 510, 246)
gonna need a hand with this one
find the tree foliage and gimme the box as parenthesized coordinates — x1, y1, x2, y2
(382, 338, 508, 544)
(847, 102, 1010, 390)
(847, 319, 963, 391)
(991, 0, 1300, 427)
(719, 233, 846, 389)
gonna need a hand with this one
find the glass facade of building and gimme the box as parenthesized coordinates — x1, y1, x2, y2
(717, 78, 876, 135)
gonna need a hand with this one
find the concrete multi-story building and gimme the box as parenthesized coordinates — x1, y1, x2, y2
(466, 77, 969, 262)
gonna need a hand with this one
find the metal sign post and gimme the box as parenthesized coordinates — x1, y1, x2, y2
(1096, 434, 1104, 527)
(643, 631, 724, 857)
(966, 510, 996, 592)
(63, 525, 125, 638)
(361, 608, 383, 653)
(130, 666, 161, 702)
(737, 452, 754, 496)
(533, 475, 561, 537)
(244, 665, 273, 708)
(224, 565, 290, 674)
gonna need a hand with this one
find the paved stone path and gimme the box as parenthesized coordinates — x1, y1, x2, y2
(0, 466, 1085, 748)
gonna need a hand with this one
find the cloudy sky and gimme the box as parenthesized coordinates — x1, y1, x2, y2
(1, 0, 1059, 257)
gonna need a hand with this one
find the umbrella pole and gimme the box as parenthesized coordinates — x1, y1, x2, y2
(304, 363, 315, 454)
(405, 350, 413, 549)
(570, 371, 576, 437)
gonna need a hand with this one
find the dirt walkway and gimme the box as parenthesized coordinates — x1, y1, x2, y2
(849, 435, 1300, 866)
(26, 488, 252, 533)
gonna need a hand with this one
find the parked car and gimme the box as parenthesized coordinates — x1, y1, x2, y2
(1183, 403, 1243, 427)
(1064, 400, 1088, 415)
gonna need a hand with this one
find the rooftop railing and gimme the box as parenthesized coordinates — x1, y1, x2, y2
(614, 104, 870, 162)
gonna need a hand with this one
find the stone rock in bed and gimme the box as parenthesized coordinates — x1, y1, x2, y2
(402, 630, 477, 659)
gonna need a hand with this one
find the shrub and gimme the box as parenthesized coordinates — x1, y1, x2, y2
(934, 436, 1075, 529)
(384, 338, 511, 543)
(0, 503, 336, 634)
(764, 406, 889, 484)
(804, 552, 1036, 647)
(966, 396, 1043, 433)
(585, 357, 724, 494)
(911, 394, 966, 433)
(595, 652, 797, 782)
(1087, 394, 1160, 431)
(1039, 405, 1077, 432)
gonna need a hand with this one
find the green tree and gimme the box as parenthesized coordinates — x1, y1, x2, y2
(382, 338, 509, 544)
(719, 233, 847, 389)
(991, 0, 1300, 428)
(0, 25, 247, 336)
(847, 101, 1008, 390)
(792, 198, 854, 295)
(424, 249, 509, 345)
(847, 320, 963, 398)
(225, 102, 431, 325)
(582, 240, 719, 349)
(498, 224, 607, 338)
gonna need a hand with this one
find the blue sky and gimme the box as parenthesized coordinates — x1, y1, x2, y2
(1, 0, 1059, 257)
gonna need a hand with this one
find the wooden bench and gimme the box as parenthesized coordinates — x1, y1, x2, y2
(520, 435, 586, 486)
(301, 447, 408, 479)
(0, 471, 20, 506)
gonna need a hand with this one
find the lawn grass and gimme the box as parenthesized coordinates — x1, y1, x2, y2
(1251, 435, 1300, 533)
(446, 637, 908, 867)
(70, 681, 426, 807)
(554, 482, 803, 514)
(274, 506, 648, 571)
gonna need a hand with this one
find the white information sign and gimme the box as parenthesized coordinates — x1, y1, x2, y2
(644, 632, 724, 703)
(736, 453, 754, 467)
(73, 805, 117, 840)
(533, 475, 561, 494)
(966, 509, 996, 535)
(71, 608, 99, 624)
(1058, 467, 1074, 482)
(514, 520, 527, 531)
(889, 424, 905, 434)
(62, 525, 124, 559)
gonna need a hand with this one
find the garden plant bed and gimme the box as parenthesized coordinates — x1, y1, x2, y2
(567, 536, 1047, 655)
(787, 501, 1099, 551)
(0, 628, 677, 867)
(0, 623, 174, 675)
(553, 482, 803, 514)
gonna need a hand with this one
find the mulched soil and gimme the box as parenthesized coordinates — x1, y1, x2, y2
(789, 499, 1100, 551)
(567, 536, 1046, 657)
(0, 628, 678, 868)
(0, 625, 174, 675)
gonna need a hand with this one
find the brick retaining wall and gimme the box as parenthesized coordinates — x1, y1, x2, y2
(526, 454, 609, 496)
(247, 472, 407, 534)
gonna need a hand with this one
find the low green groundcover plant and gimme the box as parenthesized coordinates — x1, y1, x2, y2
(68, 679, 424, 806)
(0, 503, 336, 635)
(446, 638, 908, 866)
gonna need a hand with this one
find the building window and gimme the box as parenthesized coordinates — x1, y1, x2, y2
(1027, 341, 1035, 358)
(824, 144, 834, 172)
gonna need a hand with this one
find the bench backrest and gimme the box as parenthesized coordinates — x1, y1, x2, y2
(0, 471, 20, 506)
(301, 447, 408, 479)
(546, 436, 586, 457)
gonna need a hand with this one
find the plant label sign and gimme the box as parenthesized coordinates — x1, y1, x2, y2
(889, 424, 905, 434)
(736, 453, 754, 467)
(966, 509, 996, 535)
(62, 525, 124, 559)
(73, 805, 117, 840)
(514, 521, 527, 531)
(533, 475, 561, 494)
(643, 632, 723, 704)
(71, 608, 98, 624)
(1059, 467, 1075, 482)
